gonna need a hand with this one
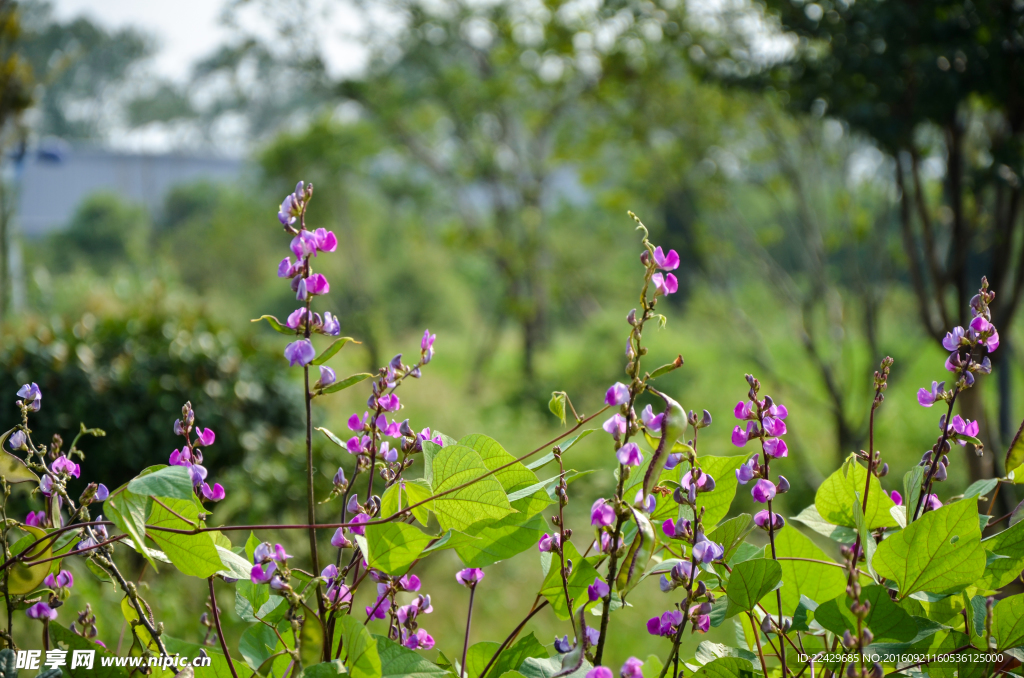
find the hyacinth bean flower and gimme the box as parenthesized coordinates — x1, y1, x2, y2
(752, 478, 777, 503)
(661, 517, 691, 540)
(44, 570, 74, 590)
(620, 657, 644, 678)
(763, 437, 788, 458)
(734, 400, 755, 420)
(538, 533, 559, 552)
(917, 381, 944, 407)
(403, 628, 435, 650)
(584, 626, 600, 645)
(313, 228, 337, 252)
(970, 316, 999, 352)
(195, 427, 215, 446)
(890, 491, 903, 506)
(554, 636, 572, 654)
(7, 430, 25, 450)
(651, 272, 678, 296)
(26, 602, 58, 620)
(616, 442, 643, 466)
(250, 562, 277, 585)
(605, 382, 629, 406)
(17, 383, 41, 411)
(647, 610, 684, 637)
(736, 456, 758, 484)
(951, 415, 980, 443)
(602, 413, 627, 440)
(284, 339, 316, 367)
(653, 246, 679, 271)
(754, 509, 785, 531)
(349, 513, 370, 536)
(348, 412, 368, 431)
(398, 574, 420, 591)
(455, 568, 485, 586)
(692, 535, 724, 563)
(924, 494, 942, 510)
(52, 455, 81, 478)
(588, 577, 610, 602)
(640, 404, 663, 432)
(586, 668, 613, 678)
(318, 366, 336, 387)
(25, 510, 45, 528)
(762, 416, 786, 437)
(731, 422, 757, 447)
(378, 394, 400, 412)
(331, 527, 352, 549)
(689, 605, 711, 633)
(201, 483, 226, 501)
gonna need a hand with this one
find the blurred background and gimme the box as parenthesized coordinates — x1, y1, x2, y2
(0, 0, 1022, 666)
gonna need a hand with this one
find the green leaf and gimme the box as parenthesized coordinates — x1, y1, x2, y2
(724, 558, 782, 617)
(105, 487, 157, 569)
(8, 525, 53, 595)
(692, 658, 755, 678)
(693, 641, 758, 668)
(464, 642, 500, 678)
(145, 497, 224, 578)
(708, 514, 754, 563)
(992, 593, 1024, 650)
(963, 478, 998, 500)
(903, 466, 925, 525)
(321, 373, 374, 394)
(483, 633, 547, 678)
(454, 510, 546, 568)
(374, 635, 450, 678)
(380, 479, 431, 526)
(240, 624, 288, 673)
(302, 661, 347, 678)
(252, 314, 295, 335)
(164, 636, 238, 678)
(791, 505, 857, 543)
(423, 529, 480, 554)
(873, 498, 986, 598)
(460, 434, 549, 518)
(216, 546, 254, 580)
(853, 492, 877, 578)
(517, 656, 592, 678)
(49, 623, 130, 678)
(657, 455, 747, 529)
(815, 454, 898, 529)
(548, 392, 566, 425)
(338, 615, 382, 678)
(235, 580, 270, 623)
(539, 541, 601, 620)
(813, 585, 916, 642)
(979, 517, 1024, 588)
(364, 521, 433, 575)
(1005, 417, 1024, 476)
(0, 444, 38, 484)
(430, 443, 513, 532)
(127, 465, 196, 500)
(311, 337, 360, 365)
(761, 525, 847, 617)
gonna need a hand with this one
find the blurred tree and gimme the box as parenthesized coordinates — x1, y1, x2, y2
(53, 192, 150, 270)
(705, 0, 1024, 485)
(0, 0, 34, 318)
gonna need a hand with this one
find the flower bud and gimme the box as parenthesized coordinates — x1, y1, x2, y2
(627, 309, 636, 325)
(776, 476, 790, 494)
(700, 410, 712, 428)
(877, 463, 889, 477)
(640, 250, 650, 266)
(694, 580, 707, 598)
(761, 617, 773, 634)
(842, 630, 854, 648)
(703, 475, 716, 492)
(933, 463, 947, 481)
(861, 629, 873, 645)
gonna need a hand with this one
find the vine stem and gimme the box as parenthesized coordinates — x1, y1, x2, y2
(477, 598, 548, 678)
(460, 584, 477, 678)
(208, 577, 240, 678)
(913, 390, 959, 522)
(758, 406, 787, 677)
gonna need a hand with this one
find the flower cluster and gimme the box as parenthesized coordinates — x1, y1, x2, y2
(584, 656, 645, 678)
(168, 402, 225, 502)
(250, 542, 291, 588)
(732, 377, 790, 525)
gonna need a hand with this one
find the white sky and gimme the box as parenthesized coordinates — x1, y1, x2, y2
(50, 0, 369, 83)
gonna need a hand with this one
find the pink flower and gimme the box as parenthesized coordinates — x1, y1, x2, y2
(378, 394, 401, 412)
(313, 228, 338, 252)
(731, 424, 752, 447)
(917, 381, 944, 407)
(942, 326, 966, 352)
(751, 478, 777, 503)
(620, 658, 644, 678)
(349, 513, 370, 536)
(763, 438, 788, 458)
(951, 414, 979, 442)
(52, 455, 80, 478)
(26, 602, 57, 620)
(762, 416, 786, 437)
(201, 483, 226, 501)
(290, 230, 317, 258)
(605, 382, 630, 406)
(641, 405, 664, 432)
(924, 494, 942, 510)
(586, 669, 613, 678)
(330, 528, 352, 549)
(591, 499, 615, 527)
(602, 414, 627, 440)
(195, 428, 215, 446)
(455, 568, 485, 586)
(890, 491, 902, 506)
(538, 533, 559, 552)
(651, 272, 678, 296)
(24, 511, 45, 528)
(733, 401, 754, 420)
(653, 246, 679, 271)
(403, 628, 435, 650)
(305, 273, 330, 296)
(689, 605, 711, 633)
(616, 443, 643, 466)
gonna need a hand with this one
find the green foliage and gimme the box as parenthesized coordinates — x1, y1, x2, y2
(428, 443, 513, 532)
(363, 521, 433, 575)
(337, 616, 382, 678)
(814, 455, 898, 529)
(724, 558, 782, 617)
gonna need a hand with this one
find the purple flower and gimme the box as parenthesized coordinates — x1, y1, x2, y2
(286, 308, 307, 330)
(52, 455, 80, 478)
(17, 383, 41, 411)
(421, 329, 436, 363)
(662, 518, 690, 540)
(769, 403, 788, 419)
(587, 668, 612, 678)
(538, 533, 559, 552)
(918, 381, 944, 407)
(924, 494, 942, 510)
(348, 412, 367, 431)
(94, 483, 109, 502)
(250, 562, 277, 585)
(591, 499, 615, 527)
(890, 491, 903, 506)
(39, 475, 53, 496)
(664, 452, 683, 470)
(366, 597, 388, 620)
(636, 491, 657, 512)
(196, 428, 216, 447)
(651, 272, 678, 296)
(201, 483, 226, 501)
(322, 312, 341, 336)
(652, 246, 680, 271)
(692, 535, 724, 563)
(44, 570, 74, 590)
(284, 339, 316, 367)
(378, 394, 401, 412)
(588, 577, 610, 602)
(605, 382, 630, 406)
(616, 443, 643, 467)
(754, 509, 785, 531)
(942, 326, 966, 352)
(734, 401, 754, 420)
(619, 658, 644, 678)
(585, 626, 600, 646)
(689, 605, 711, 633)
(763, 416, 786, 437)
(313, 228, 338, 252)
(681, 470, 714, 491)
(306, 273, 330, 296)
(641, 405, 664, 432)
(398, 574, 420, 592)
(7, 430, 25, 450)
(290, 230, 317, 258)
(752, 478, 777, 503)
(647, 610, 684, 637)
(189, 464, 208, 487)
(380, 442, 398, 463)
(456, 568, 485, 586)
(731, 425, 750, 447)
(278, 257, 298, 277)
(951, 414, 980, 442)
(349, 513, 370, 536)
(26, 602, 57, 620)
(319, 366, 337, 387)
(25, 511, 45, 528)
(554, 636, 572, 654)
(331, 528, 352, 549)
(763, 438, 788, 458)
(602, 414, 627, 440)
(403, 628, 435, 650)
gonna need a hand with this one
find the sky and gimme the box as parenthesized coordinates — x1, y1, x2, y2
(50, 0, 368, 83)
